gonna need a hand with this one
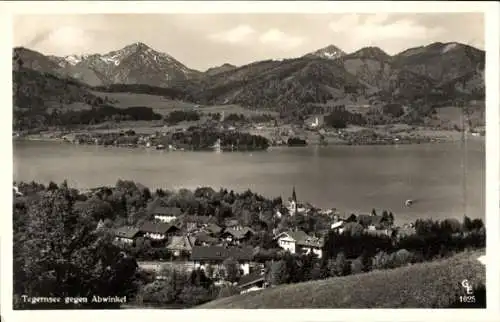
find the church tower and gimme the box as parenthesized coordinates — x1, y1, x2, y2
(288, 186, 297, 216)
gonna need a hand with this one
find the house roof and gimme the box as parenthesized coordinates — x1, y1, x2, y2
(152, 206, 182, 217)
(190, 246, 254, 262)
(166, 236, 196, 251)
(364, 229, 394, 237)
(238, 271, 265, 288)
(224, 219, 240, 227)
(206, 223, 223, 235)
(357, 214, 384, 227)
(297, 236, 324, 248)
(139, 221, 179, 234)
(194, 231, 220, 245)
(181, 215, 212, 225)
(331, 221, 344, 229)
(223, 227, 255, 240)
(276, 230, 324, 248)
(114, 226, 141, 239)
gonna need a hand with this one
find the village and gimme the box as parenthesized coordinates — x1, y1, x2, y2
(13, 179, 485, 309)
(14, 107, 478, 150)
(105, 186, 415, 295)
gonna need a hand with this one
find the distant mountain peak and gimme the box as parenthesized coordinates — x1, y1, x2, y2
(304, 44, 346, 60)
(205, 63, 237, 75)
(124, 41, 151, 52)
(346, 46, 391, 61)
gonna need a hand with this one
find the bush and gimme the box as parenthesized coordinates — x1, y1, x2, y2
(372, 251, 392, 270)
(350, 257, 364, 275)
(342, 222, 364, 236)
(140, 281, 176, 304)
(389, 249, 413, 268)
(223, 257, 241, 283)
(269, 260, 289, 285)
(178, 285, 212, 306)
(327, 252, 350, 277)
(217, 284, 241, 299)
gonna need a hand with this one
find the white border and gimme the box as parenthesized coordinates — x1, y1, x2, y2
(1, 1, 499, 322)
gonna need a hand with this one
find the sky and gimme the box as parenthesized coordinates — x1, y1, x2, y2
(13, 13, 484, 71)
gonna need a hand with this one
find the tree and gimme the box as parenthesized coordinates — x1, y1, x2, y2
(268, 260, 289, 285)
(327, 252, 350, 277)
(222, 257, 240, 283)
(346, 214, 357, 222)
(470, 218, 484, 230)
(217, 284, 241, 299)
(440, 218, 462, 234)
(371, 208, 377, 217)
(13, 189, 138, 308)
(372, 251, 391, 270)
(178, 285, 212, 306)
(140, 280, 176, 304)
(342, 222, 364, 236)
(462, 215, 473, 232)
(388, 212, 395, 225)
(389, 249, 414, 268)
(350, 256, 365, 274)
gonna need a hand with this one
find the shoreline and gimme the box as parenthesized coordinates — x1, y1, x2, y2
(12, 179, 484, 226)
(14, 123, 485, 147)
(14, 132, 485, 148)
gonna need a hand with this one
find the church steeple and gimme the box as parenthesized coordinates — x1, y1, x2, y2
(292, 186, 297, 203)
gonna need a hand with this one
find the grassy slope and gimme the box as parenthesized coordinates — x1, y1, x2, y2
(199, 250, 485, 308)
(92, 91, 278, 117)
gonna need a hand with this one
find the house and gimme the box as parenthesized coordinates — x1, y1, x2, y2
(114, 226, 141, 244)
(139, 221, 180, 241)
(147, 198, 183, 223)
(331, 220, 345, 233)
(180, 215, 213, 232)
(221, 227, 255, 245)
(275, 230, 324, 258)
(194, 231, 220, 246)
(224, 219, 243, 230)
(364, 228, 395, 238)
(357, 214, 385, 230)
(13, 186, 23, 197)
(190, 246, 255, 276)
(237, 270, 267, 294)
(152, 206, 182, 223)
(205, 223, 223, 236)
(138, 261, 195, 279)
(166, 235, 197, 258)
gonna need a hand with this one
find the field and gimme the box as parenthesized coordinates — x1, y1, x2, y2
(199, 249, 485, 309)
(91, 91, 278, 117)
(432, 103, 485, 129)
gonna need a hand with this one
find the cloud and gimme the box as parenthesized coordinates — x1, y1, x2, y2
(208, 24, 255, 44)
(328, 14, 360, 33)
(22, 26, 99, 54)
(329, 14, 445, 42)
(259, 28, 304, 49)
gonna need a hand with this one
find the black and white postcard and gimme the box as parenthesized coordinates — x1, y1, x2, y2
(2, 1, 499, 322)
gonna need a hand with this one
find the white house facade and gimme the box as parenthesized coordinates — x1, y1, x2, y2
(277, 235, 296, 254)
(276, 230, 324, 259)
(154, 215, 177, 223)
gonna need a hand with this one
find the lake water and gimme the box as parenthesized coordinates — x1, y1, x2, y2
(13, 140, 485, 223)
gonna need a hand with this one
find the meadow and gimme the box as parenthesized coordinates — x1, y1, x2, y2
(199, 249, 485, 309)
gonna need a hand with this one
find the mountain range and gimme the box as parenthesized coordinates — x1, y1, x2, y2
(12, 41, 485, 121)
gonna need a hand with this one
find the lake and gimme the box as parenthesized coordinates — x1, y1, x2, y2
(13, 140, 485, 223)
